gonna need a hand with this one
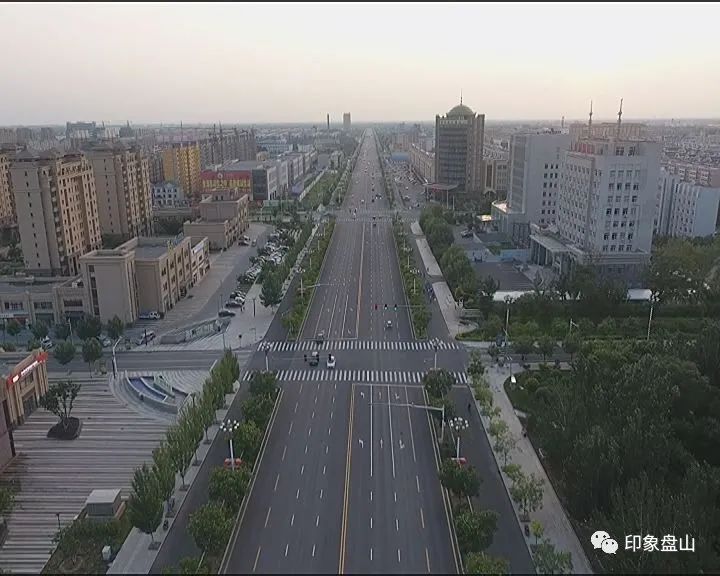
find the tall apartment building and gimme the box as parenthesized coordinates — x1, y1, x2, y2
(491, 132, 570, 239)
(530, 131, 660, 286)
(148, 150, 165, 184)
(86, 143, 153, 238)
(0, 146, 19, 225)
(655, 169, 720, 238)
(343, 113, 351, 132)
(10, 150, 101, 276)
(162, 144, 201, 198)
(434, 101, 485, 196)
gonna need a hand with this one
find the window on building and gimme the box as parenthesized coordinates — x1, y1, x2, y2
(602, 245, 608, 251)
(632, 195, 638, 202)
(604, 233, 609, 240)
(628, 232, 634, 240)
(610, 245, 616, 251)
(619, 245, 625, 251)
(611, 233, 617, 240)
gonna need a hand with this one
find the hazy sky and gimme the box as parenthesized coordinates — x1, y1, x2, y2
(2, 2, 719, 125)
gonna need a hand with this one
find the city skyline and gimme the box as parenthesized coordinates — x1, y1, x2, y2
(2, 2, 719, 124)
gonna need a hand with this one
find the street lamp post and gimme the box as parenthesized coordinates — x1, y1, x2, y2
(647, 295, 657, 341)
(449, 416, 469, 459)
(219, 419, 241, 471)
(111, 337, 122, 377)
(259, 342, 270, 371)
(432, 338, 440, 370)
(504, 295, 513, 348)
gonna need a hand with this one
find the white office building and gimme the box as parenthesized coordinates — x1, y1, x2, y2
(491, 131, 570, 242)
(530, 129, 661, 287)
(655, 169, 720, 238)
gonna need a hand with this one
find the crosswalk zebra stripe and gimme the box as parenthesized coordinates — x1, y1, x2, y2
(241, 369, 470, 384)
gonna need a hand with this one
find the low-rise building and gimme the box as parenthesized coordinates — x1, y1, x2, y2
(80, 234, 204, 323)
(1, 350, 49, 428)
(0, 275, 86, 326)
(183, 189, 249, 250)
(152, 181, 185, 207)
(409, 144, 435, 184)
(190, 237, 210, 285)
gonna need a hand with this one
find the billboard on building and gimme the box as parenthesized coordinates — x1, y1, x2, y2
(201, 170, 252, 191)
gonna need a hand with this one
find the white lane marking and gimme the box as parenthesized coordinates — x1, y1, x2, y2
(282, 446, 287, 462)
(301, 465, 304, 476)
(394, 491, 397, 503)
(291, 514, 294, 527)
(320, 488, 324, 500)
(426, 548, 430, 572)
(300, 382, 304, 394)
(405, 386, 417, 462)
(288, 422, 293, 435)
(325, 445, 328, 454)
(396, 518, 399, 532)
(305, 445, 308, 454)
(328, 426, 332, 436)
(264, 506, 271, 528)
(312, 544, 316, 557)
(308, 426, 312, 437)
(370, 490, 373, 502)
(316, 514, 320, 527)
(296, 488, 300, 500)
(421, 507, 425, 528)
(315, 395, 318, 404)
(370, 516, 373, 529)
(416, 475, 420, 493)
(388, 385, 396, 478)
(253, 546, 261, 572)
(274, 474, 280, 492)
(398, 549, 401, 563)
(294, 401, 298, 413)
(323, 465, 326, 475)
(285, 543, 289, 557)
(312, 410, 315, 419)
(370, 385, 373, 478)
(370, 548, 373, 562)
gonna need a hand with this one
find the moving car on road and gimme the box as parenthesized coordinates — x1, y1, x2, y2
(315, 331, 325, 344)
(327, 354, 336, 369)
(309, 351, 320, 366)
(385, 320, 393, 330)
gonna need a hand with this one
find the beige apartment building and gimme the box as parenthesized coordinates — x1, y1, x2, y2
(183, 189, 249, 250)
(162, 144, 201, 199)
(10, 150, 101, 277)
(0, 147, 18, 225)
(80, 235, 207, 323)
(86, 142, 153, 238)
(0, 275, 86, 326)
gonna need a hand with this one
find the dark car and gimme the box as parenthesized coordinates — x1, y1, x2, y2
(309, 351, 320, 366)
(218, 309, 236, 318)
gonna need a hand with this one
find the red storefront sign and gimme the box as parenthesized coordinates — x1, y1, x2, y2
(6, 351, 48, 388)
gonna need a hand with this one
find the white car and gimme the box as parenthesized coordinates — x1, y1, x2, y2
(41, 336, 54, 350)
(326, 354, 336, 369)
(138, 311, 161, 320)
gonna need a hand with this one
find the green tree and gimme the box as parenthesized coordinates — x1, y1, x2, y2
(0, 486, 15, 524)
(234, 420, 264, 468)
(509, 471, 545, 520)
(76, 315, 102, 340)
(26, 337, 40, 351)
(162, 556, 210, 575)
(208, 465, 250, 514)
(561, 333, 581, 361)
(455, 509, 499, 554)
(6, 319, 20, 342)
(512, 336, 535, 361)
(477, 275, 500, 318)
(530, 519, 544, 545)
(249, 371, 278, 398)
(490, 418, 517, 466)
(106, 315, 124, 340)
(532, 538, 573, 574)
(53, 321, 70, 341)
(188, 503, 232, 557)
(53, 340, 76, 366)
(537, 335, 555, 362)
(166, 424, 194, 489)
(423, 368, 455, 399)
(241, 394, 276, 430)
(82, 337, 103, 373)
(438, 458, 481, 500)
(260, 272, 282, 308)
(39, 380, 80, 431)
(152, 442, 176, 514)
(464, 552, 509, 575)
(467, 350, 485, 377)
(31, 320, 49, 340)
(127, 463, 163, 544)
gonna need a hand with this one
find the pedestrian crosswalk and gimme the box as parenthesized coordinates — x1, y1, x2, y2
(261, 339, 460, 352)
(241, 369, 469, 385)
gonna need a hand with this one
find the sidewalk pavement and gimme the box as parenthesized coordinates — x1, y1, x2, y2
(108, 381, 245, 574)
(432, 281, 474, 339)
(415, 237, 442, 277)
(477, 364, 593, 574)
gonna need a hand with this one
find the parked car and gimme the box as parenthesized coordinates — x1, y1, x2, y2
(461, 229, 473, 238)
(101, 337, 112, 348)
(218, 309, 236, 318)
(225, 300, 243, 308)
(251, 239, 257, 247)
(41, 336, 54, 350)
(135, 331, 156, 345)
(138, 311, 161, 320)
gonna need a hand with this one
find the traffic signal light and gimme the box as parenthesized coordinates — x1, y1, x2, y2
(384, 303, 388, 310)
(374, 304, 378, 310)
(394, 304, 398, 311)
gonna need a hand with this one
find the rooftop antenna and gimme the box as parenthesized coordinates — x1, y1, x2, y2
(561, 115, 565, 129)
(588, 100, 593, 136)
(460, 89, 463, 106)
(616, 98, 624, 138)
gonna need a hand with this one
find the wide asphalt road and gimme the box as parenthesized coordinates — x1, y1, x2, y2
(225, 130, 457, 574)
